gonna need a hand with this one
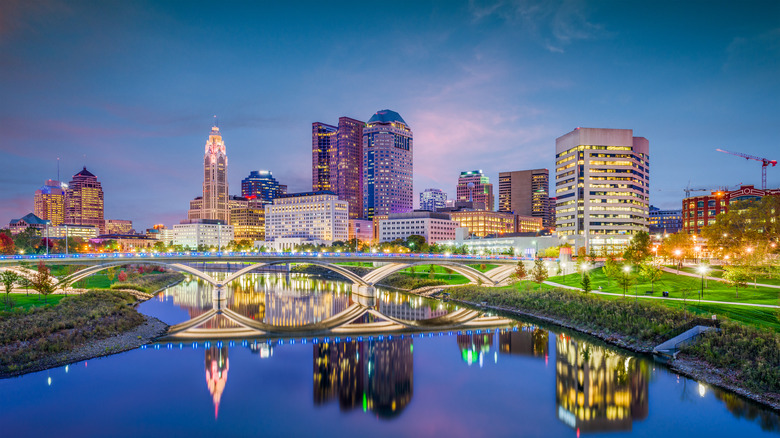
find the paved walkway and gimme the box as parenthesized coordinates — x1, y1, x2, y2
(660, 267, 780, 290)
(543, 281, 780, 309)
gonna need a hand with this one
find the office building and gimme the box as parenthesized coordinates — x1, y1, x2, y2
(265, 191, 349, 243)
(555, 128, 650, 253)
(515, 215, 543, 233)
(241, 170, 283, 204)
(312, 117, 365, 219)
(230, 197, 266, 241)
(65, 167, 105, 233)
(498, 169, 551, 228)
(378, 211, 457, 243)
(456, 170, 494, 211)
(201, 123, 229, 222)
(146, 225, 174, 245)
(419, 188, 447, 212)
(46, 224, 99, 240)
(173, 219, 233, 250)
(363, 110, 413, 218)
(648, 206, 682, 235)
(8, 213, 50, 235)
(34, 179, 66, 226)
(349, 219, 374, 244)
(682, 185, 780, 234)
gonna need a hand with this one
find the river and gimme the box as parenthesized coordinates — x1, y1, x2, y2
(1, 273, 778, 437)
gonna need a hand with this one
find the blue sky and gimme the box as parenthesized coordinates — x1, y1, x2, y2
(1, 0, 779, 229)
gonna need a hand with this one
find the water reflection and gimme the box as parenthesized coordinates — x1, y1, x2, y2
(314, 338, 414, 418)
(205, 345, 229, 419)
(555, 334, 649, 433)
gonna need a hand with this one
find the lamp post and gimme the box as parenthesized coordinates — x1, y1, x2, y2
(673, 249, 682, 272)
(623, 265, 631, 299)
(697, 264, 709, 299)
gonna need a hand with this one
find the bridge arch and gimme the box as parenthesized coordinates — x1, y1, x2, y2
(362, 261, 497, 286)
(61, 261, 218, 287)
(221, 260, 369, 287)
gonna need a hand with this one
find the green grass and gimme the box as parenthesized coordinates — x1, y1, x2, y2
(0, 293, 67, 310)
(549, 267, 780, 306)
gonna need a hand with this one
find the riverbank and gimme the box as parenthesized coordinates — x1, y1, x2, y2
(446, 284, 780, 411)
(0, 290, 167, 379)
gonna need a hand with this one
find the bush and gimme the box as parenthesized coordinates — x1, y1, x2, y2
(109, 272, 183, 293)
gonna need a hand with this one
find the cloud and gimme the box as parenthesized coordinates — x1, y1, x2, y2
(469, 0, 609, 53)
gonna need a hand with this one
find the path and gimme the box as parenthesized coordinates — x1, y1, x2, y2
(543, 281, 780, 309)
(660, 266, 780, 290)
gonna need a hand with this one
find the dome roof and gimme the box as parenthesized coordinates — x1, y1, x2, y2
(367, 109, 407, 126)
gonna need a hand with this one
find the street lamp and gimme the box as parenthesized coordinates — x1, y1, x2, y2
(697, 264, 709, 299)
(673, 249, 682, 272)
(623, 265, 631, 298)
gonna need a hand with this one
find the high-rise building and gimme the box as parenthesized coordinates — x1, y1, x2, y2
(201, 124, 229, 222)
(498, 169, 551, 228)
(65, 167, 105, 232)
(363, 110, 413, 219)
(34, 179, 66, 226)
(241, 170, 282, 204)
(456, 170, 494, 211)
(554, 127, 650, 253)
(312, 117, 365, 219)
(419, 188, 447, 212)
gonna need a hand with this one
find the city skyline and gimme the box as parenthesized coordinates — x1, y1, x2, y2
(1, 1, 779, 230)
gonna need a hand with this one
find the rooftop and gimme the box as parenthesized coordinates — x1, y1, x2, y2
(367, 109, 407, 126)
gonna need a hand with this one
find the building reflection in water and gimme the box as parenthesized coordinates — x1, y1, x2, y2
(205, 345, 229, 419)
(499, 324, 549, 358)
(555, 334, 649, 433)
(314, 338, 414, 419)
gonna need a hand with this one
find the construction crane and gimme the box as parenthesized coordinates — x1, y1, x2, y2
(684, 181, 710, 198)
(716, 149, 777, 190)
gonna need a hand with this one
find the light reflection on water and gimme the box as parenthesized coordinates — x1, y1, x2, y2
(0, 273, 778, 437)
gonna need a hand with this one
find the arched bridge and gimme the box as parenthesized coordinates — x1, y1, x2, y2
(0, 251, 542, 292)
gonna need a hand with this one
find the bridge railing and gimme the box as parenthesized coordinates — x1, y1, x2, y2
(0, 251, 545, 263)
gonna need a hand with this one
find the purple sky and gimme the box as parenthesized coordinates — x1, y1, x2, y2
(1, 0, 779, 230)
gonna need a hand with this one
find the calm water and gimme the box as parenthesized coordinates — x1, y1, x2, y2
(1, 273, 778, 437)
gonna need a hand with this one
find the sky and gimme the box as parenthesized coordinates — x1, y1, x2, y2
(1, 0, 779, 230)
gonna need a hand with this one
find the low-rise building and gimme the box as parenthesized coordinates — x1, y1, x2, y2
(9, 213, 50, 235)
(515, 215, 543, 233)
(91, 234, 155, 251)
(349, 219, 374, 244)
(682, 185, 780, 234)
(439, 234, 584, 258)
(265, 191, 348, 244)
(378, 211, 457, 243)
(46, 224, 99, 239)
(173, 219, 234, 249)
(648, 206, 682, 235)
(448, 210, 514, 238)
(146, 225, 174, 245)
(104, 219, 133, 234)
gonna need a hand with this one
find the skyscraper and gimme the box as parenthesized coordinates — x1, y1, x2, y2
(241, 170, 282, 204)
(312, 117, 365, 218)
(34, 179, 66, 226)
(419, 188, 447, 212)
(498, 169, 551, 228)
(362, 109, 413, 218)
(65, 167, 104, 232)
(201, 124, 229, 222)
(456, 170, 494, 211)
(555, 127, 649, 253)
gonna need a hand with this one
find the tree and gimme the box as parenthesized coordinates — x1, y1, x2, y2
(0, 270, 20, 308)
(577, 246, 587, 261)
(531, 259, 548, 290)
(118, 270, 127, 282)
(428, 265, 436, 279)
(581, 271, 592, 293)
(588, 247, 597, 263)
(623, 231, 652, 265)
(617, 265, 634, 298)
(513, 261, 528, 285)
(702, 196, 780, 259)
(603, 255, 619, 286)
(0, 231, 16, 254)
(13, 227, 42, 254)
(639, 262, 663, 294)
(723, 265, 750, 299)
(30, 261, 56, 303)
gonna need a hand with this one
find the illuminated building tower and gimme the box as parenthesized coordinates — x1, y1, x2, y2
(241, 170, 282, 204)
(201, 123, 229, 222)
(419, 188, 447, 212)
(555, 128, 649, 253)
(64, 167, 105, 232)
(34, 179, 66, 226)
(456, 170, 494, 211)
(312, 117, 365, 219)
(363, 110, 413, 218)
(205, 345, 229, 419)
(498, 169, 551, 228)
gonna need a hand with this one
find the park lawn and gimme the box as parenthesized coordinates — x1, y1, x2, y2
(548, 267, 780, 306)
(1, 293, 67, 310)
(397, 272, 470, 285)
(466, 264, 499, 272)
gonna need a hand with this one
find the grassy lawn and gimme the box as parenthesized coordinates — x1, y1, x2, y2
(549, 267, 780, 306)
(0, 293, 67, 310)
